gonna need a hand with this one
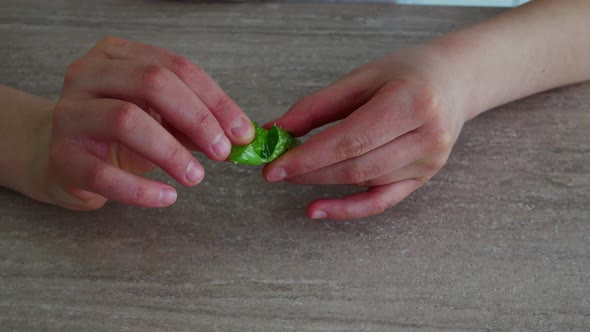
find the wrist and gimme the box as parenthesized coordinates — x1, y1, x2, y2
(425, 34, 485, 121)
(14, 104, 55, 205)
(399, 40, 475, 124)
(424, 0, 590, 121)
(24, 109, 54, 205)
(0, 86, 55, 203)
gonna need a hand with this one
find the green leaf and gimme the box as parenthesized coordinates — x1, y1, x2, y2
(228, 121, 299, 165)
(262, 125, 279, 159)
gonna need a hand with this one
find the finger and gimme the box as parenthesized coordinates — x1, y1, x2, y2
(111, 144, 158, 175)
(307, 179, 423, 220)
(264, 82, 431, 182)
(49, 186, 108, 212)
(161, 119, 200, 151)
(66, 58, 232, 160)
(285, 131, 421, 185)
(66, 152, 178, 208)
(67, 98, 204, 186)
(263, 67, 380, 136)
(359, 157, 446, 187)
(147, 106, 200, 152)
(357, 163, 426, 187)
(91, 36, 254, 144)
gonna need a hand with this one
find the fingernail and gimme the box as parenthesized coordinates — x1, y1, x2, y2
(311, 210, 327, 220)
(266, 167, 286, 182)
(231, 117, 255, 140)
(211, 133, 231, 157)
(159, 188, 177, 206)
(185, 161, 204, 184)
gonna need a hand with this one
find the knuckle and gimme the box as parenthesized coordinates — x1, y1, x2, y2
(422, 155, 448, 173)
(416, 176, 431, 184)
(335, 133, 373, 160)
(170, 55, 196, 75)
(141, 64, 171, 91)
(433, 132, 453, 153)
(420, 82, 443, 109)
(421, 161, 439, 173)
(213, 95, 234, 117)
(425, 126, 453, 153)
(288, 157, 317, 176)
(165, 145, 189, 168)
(370, 199, 390, 215)
(113, 102, 142, 134)
(133, 185, 147, 202)
(193, 108, 213, 127)
(189, 63, 207, 81)
(171, 55, 206, 82)
(298, 158, 316, 174)
(167, 146, 182, 162)
(377, 79, 446, 125)
(413, 81, 444, 121)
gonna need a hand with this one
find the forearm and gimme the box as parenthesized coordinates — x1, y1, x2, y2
(0, 85, 53, 198)
(430, 0, 590, 120)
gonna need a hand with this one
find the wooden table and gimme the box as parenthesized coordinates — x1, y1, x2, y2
(1, 1, 588, 330)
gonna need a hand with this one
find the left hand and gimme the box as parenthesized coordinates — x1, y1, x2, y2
(263, 46, 468, 220)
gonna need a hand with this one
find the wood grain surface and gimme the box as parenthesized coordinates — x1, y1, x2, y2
(1, 1, 589, 331)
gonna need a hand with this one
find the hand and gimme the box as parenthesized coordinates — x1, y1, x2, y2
(263, 46, 468, 220)
(262, 0, 590, 221)
(38, 36, 254, 210)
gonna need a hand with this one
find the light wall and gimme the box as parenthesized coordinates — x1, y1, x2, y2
(394, 0, 529, 7)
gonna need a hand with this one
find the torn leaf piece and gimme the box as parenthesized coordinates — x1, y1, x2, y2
(228, 122, 299, 165)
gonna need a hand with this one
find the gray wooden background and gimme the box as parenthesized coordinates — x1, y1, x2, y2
(1, 1, 589, 331)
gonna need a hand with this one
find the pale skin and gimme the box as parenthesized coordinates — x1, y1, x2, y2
(0, 39, 256, 210)
(1, 0, 589, 219)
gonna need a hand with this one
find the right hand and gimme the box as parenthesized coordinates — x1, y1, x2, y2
(40, 36, 254, 210)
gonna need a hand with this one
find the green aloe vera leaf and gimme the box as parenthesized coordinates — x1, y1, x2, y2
(228, 121, 299, 165)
